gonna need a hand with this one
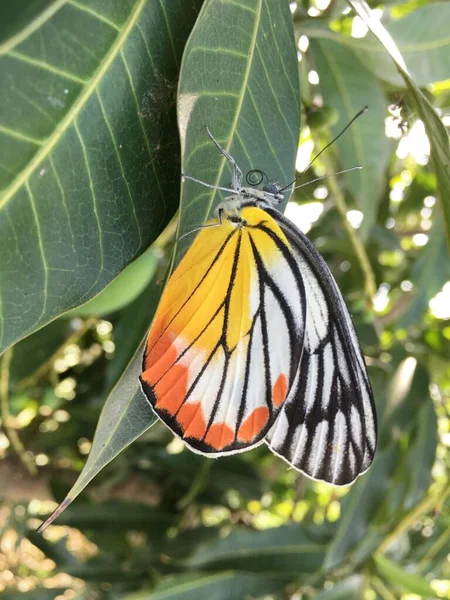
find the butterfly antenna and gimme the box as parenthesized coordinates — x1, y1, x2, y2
(293, 166, 362, 190)
(278, 105, 368, 193)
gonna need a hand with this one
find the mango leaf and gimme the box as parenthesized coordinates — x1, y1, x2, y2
(347, 0, 450, 248)
(373, 553, 435, 596)
(182, 524, 325, 574)
(126, 572, 290, 600)
(0, 0, 201, 354)
(38, 0, 300, 530)
(404, 399, 438, 510)
(176, 0, 300, 260)
(304, 3, 450, 87)
(308, 38, 391, 237)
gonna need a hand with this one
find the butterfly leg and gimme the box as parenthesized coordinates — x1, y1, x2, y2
(182, 174, 236, 195)
(206, 127, 243, 192)
(177, 208, 224, 241)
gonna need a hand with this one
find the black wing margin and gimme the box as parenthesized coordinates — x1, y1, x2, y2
(264, 208, 377, 486)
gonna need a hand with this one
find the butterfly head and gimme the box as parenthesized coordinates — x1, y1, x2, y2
(244, 169, 284, 205)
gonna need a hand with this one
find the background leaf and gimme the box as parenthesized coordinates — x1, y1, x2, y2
(348, 0, 450, 248)
(127, 572, 289, 600)
(182, 524, 325, 574)
(308, 37, 391, 236)
(304, 3, 450, 87)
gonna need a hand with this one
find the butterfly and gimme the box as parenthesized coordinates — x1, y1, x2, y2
(140, 130, 377, 486)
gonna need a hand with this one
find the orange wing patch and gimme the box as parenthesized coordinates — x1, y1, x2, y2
(238, 407, 270, 443)
(205, 422, 235, 450)
(272, 374, 288, 407)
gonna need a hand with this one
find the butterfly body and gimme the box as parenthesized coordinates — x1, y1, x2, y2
(140, 135, 377, 486)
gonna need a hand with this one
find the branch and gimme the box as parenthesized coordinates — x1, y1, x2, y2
(0, 348, 37, 475)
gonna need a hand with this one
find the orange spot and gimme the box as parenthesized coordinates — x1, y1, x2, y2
(272, 374, 288, 407)
(153, 364, 188, 415)
(144, 331, 177, 384)
(178, 402, 207, 440)
(238, 407, 269, 442)
(205, 422, 234, 450)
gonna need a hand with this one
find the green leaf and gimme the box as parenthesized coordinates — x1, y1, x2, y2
(314, 576, 363, 600)
(404, 399, 438, 510)
(67, 246, 158, 317)
(182, 524, 325, 574)
(373, 553, 435, 596)
(126, 572, 289, 600)
(0, 0, 201, 353)
(347, 0, 450, 248)
(304, 3, 450, 87)
(308, 38, 391, 237)
(176, 0, 300, 258)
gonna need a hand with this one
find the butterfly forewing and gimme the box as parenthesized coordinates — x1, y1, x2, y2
(140, 206, 305, 455)
(265, 208, 377, 485)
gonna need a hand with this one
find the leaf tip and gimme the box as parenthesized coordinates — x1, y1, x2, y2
(37, 497, 72, 533)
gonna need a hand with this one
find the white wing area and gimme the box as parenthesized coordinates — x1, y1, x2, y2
(264, 208, 377, 486)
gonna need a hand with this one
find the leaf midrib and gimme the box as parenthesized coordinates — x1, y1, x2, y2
(0, 0, 147, 209)
(187, 0, 264, 228)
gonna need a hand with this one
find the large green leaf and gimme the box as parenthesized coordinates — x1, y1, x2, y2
(0, 0, 201, 354)
(304, 3, 450, 87)
(308, 38, 391, 237)
(38, 0, 300, 530)
(347, 0, 450, 248)
(175, 0, 300, 259)
(182, 524, 325, 574)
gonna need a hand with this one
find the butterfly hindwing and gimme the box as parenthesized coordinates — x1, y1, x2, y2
(265, 208, 377, 485)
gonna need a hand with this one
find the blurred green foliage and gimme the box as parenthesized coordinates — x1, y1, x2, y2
(0, 1, 449, 599)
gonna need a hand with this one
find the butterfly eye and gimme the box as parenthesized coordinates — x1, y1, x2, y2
(263, 182, 280, 195)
